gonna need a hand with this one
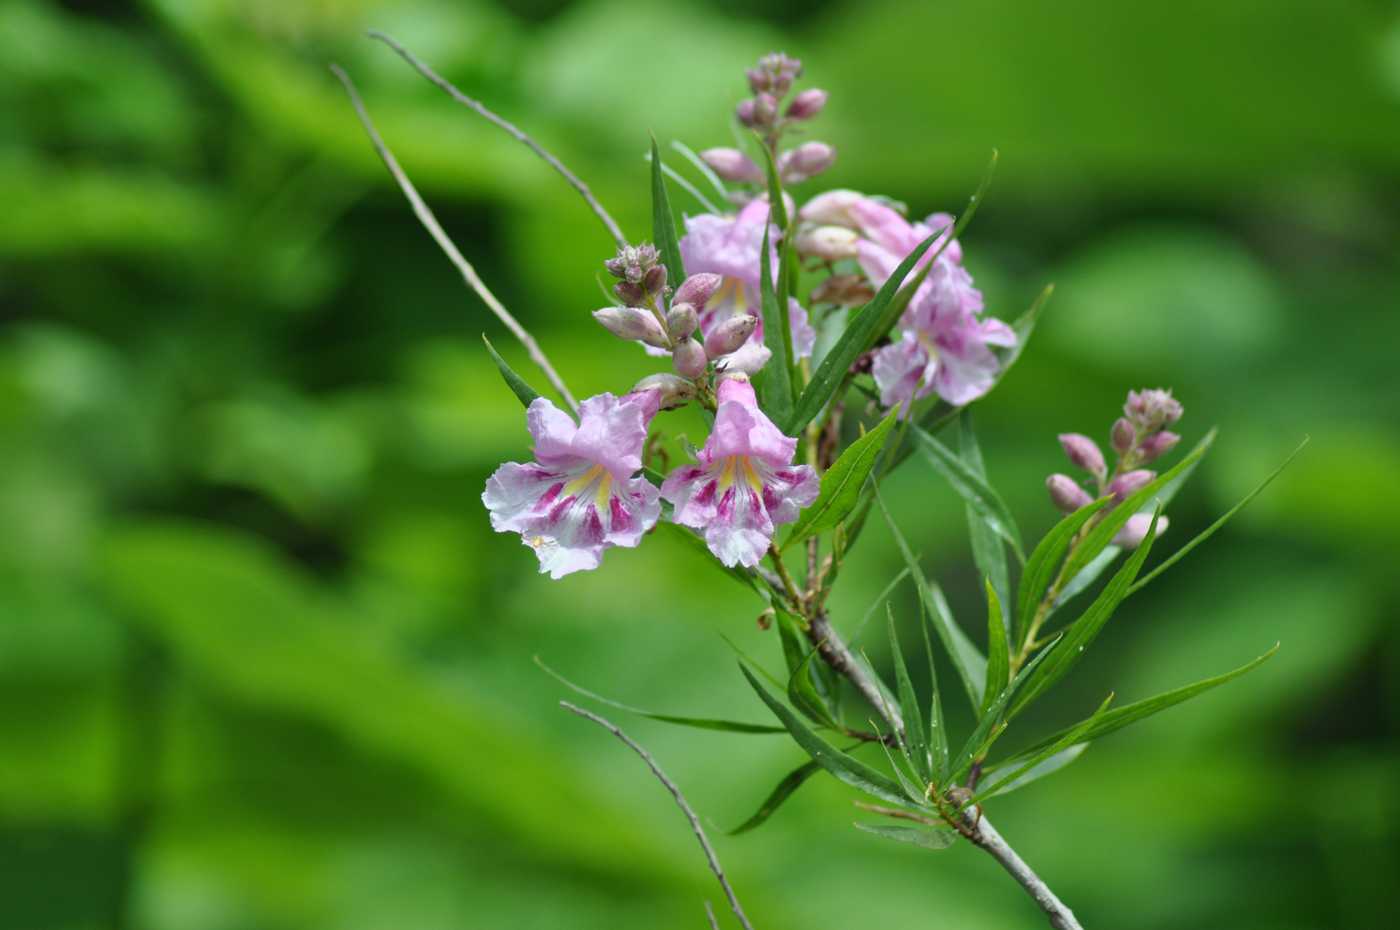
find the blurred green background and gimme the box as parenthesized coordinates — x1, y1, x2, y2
(4, 0, 1398, 927)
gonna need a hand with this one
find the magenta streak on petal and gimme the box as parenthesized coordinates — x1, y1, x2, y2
(581, 507, 606, 545)
(533, 482, 566, 512)
(716, 486, 736, 520)
(609, 495, 632, 533)
(695, 479, 719, 507)
(547, 494, 577, 525)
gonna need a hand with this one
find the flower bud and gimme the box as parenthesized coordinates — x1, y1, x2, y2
(779, 142, 836, 183)
(1046, 474, 1094, 513)
(785, 88, 828, 120)
(810, 274, 875, 307)
(1112, 513, 1168, 549)
(1110, 417, 1136, 455)
(795, 225, 859, 261)
(643, 264, 667, 295)
(1058, 433, 1106, 476)
(1108, 469, 1155, 500)
(632, 373, 695, 410)
(593, 306, 669, 348)
(674, 272, 723, 310)
(1124, 388, 1183, 431)
(700, 148, 764, 184)
(753, 93, 779, 125)
(613, 281, 645, 306)
(672, 338, 708, 379)
(703, 314, 758, 358)
(735, 99, 759, 127)
(1137, 430, 1180, 463)
(798, 189, 862, 227)
(666, 302, 698, 340)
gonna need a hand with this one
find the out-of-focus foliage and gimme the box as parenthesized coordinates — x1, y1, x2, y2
(2, 0, 1397, 928)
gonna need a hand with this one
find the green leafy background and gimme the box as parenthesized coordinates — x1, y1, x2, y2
(3, 0, 1397, 927)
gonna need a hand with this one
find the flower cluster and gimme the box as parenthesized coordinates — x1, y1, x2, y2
(1046, 388, 1185, 547)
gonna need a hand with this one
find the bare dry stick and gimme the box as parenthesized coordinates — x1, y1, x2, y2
(560, 701, 755, 930)
(331, 64, 578, 412)
(367, 30, 628, 249)
(805, 614, 1084, 930)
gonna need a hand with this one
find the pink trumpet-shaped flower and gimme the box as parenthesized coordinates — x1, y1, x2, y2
(483, 391, 662, 578)
(661, 377, 819, 567)
(679, 199, 816, 373)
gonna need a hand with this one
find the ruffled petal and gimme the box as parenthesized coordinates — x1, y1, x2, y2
(526, 398, 580, 465)
(482, 462, 568, 533)
(708, 378, 796, 465)
(753, 460, 820, 526)
(872, 333, 934, 411)
(571, 392, 650, 477)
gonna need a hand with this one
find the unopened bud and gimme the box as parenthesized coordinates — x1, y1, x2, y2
(672, 338, 708, 379)
(593, 307, 669, 348)
(1110, 417, 1136, 455)
(632, 373, 696, 410)
(779, 142, 836, 183)
(753, 93, 779, 125)
(798, 189, 862, 227)
(811, 274, 875, 307)
(735, 99, 759, 127)
(613, 281, 645, 306)
(666, 302, 699, 340)
(1112, 513, 1168, 549)
(704, 314, 758, 358)
(1108, 469, 1155, 500)
(795, 225, 859, 261)
(1047, 474, 1094, 513)
(786, 88, 828, 121)
(700, 147, 764, 184)
(674, 272, 723, 310)
(643, 264, 667, 295)
(1058, 433, 1106, 476)
(1137, 431, 1180, 463)
(1124, 388, 1184, 431)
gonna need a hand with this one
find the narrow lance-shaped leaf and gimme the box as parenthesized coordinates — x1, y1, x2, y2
(887, 606, 930, 782)
(482, 334, 541, 407)
(980, 580, 1010, 720)
(948, 643, 1056, 783)
(739, 663, 907, 805)
(959, 411, 1011, 621)
(875, 488, 987, 710)
(976, 692, 1113, 802)
(534, 657, 784, 734)
(753, 134, 788, 230)
(913, 425, 1024, 562)
(978, 744, 1087, 800)
(728, 759, 822, 835)
(1014, 498, 1112, 649)
(787, 647, 843, 730)
(854, 822, 955, 851)
(784, 410, 899, 548)
(756, 222, 794, 422)
(917, 596, 950, 781)
(648, 137, 686, 288)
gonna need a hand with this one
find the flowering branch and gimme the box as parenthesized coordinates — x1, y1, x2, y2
(330, 64, 579, 412)
(366, 30, 628, 249)
(560, 701, 756, 930)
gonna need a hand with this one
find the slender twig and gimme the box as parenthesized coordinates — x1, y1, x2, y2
(331, 64, 578, 412)
(366, 30, 628, 248)
(703, 902, 721, 930)
(560, 701, 755, 930)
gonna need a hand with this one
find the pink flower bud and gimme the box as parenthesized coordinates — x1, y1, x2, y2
(753, 93, 779, 125)
(798, 189, 862, 227)
(672, 338, 708, 378)
(735, 99, 759, 127)
(795, 225, 859, 261)
(1110, 417, 1136, 455)
(704, 314, 758, 358)
(1058, 433, 1106, 476)
(666, 302, 698, 340)
(593, 307, 669, 348)
(1137, 431, 1180, 463)
(779, 142, 836, 183)
(1046, 474, 1094, 513)
(785, 88, 828, 120)
(1124, 388, 1184, 431)
(632, 373, 696, 410)
(1112, 513, 1168, 549)
(643, 264, 667, 294)
(700, 147, 764, 184)
(1108, 469, 1155, 500)
(674, 273, 723, 310)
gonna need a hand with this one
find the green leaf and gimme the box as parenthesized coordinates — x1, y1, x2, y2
(876, 489, 986, 710)
(853, 822, 955, 851)
(1014, 498, 1112, 649)
(775, 608, 808, 678)
(949, 644, 1055, 782)
(917, 596, 950, 782)
(670, 139, 729, 201)
(739, 663, 907, 806)
(534, 657, 784, 734)
(850, 565, 913, 644)
(980, 580, 1010, 719)
(728, 759, 822, 834)
(1128, 438, 1309, 595)
(753, 135, 788, 230)
(1005, 643, 1280, 763)
(784, 230, 940, 435)
(756, 221, 794, 422)
(649, 136, 685, 288)
(784, 410, 899, 548)
(979, 744, 1087, 800)
(959, 412, 1011, 622)
(977, 692, 1113, 801)
(787, 646, 842, 730)
(999, 283, 1054, 376)
(1009, 508, 1164, 717)
(887, 606, 930, 782)
(912, 425, 1024, 562)
(481, 334, 541, 407)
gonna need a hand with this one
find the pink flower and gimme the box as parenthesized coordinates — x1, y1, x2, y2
(661, 377, 819, 567)
(680, 199, 816, 373)
(483, 391, 662, 578)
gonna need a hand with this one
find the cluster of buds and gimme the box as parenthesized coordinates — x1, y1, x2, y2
(596, 245, 759, 387)
(700, 53, 835, 190)
(1045, 388, 1185, 548)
